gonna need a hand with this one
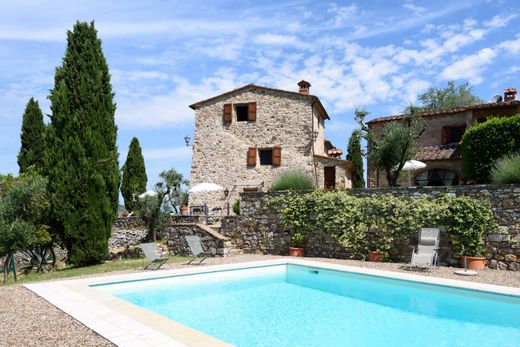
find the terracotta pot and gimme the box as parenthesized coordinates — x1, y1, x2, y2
(289, 247, 305, 257)
(180, 206, 188, 215)
(460, 256, 486, 270)
(367, 251, 384, 262)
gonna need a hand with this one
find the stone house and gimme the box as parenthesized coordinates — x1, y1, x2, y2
(367, 88, 520, 188)
(188, 81, 353, 212)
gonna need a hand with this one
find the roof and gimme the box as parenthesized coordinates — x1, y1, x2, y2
(189, 83, 330, 120)
(368, 100, 520, 124)
(313, 154, 353, 169)
(413, 143, 461, 161)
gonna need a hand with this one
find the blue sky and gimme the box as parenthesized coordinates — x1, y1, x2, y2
(1, 0, 519, 187)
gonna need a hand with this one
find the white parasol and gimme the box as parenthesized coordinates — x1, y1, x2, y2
(395, 160, 427, 187)
(188, 183, 225, 193)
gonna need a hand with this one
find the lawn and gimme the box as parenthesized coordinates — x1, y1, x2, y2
(2, 256, 190, 286)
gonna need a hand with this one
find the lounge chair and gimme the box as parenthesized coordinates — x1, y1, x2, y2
(140, 243, 169, 270)
(185, 235, 211, 265)
(410, 228, 440, 271)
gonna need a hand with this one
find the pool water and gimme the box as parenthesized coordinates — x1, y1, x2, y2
(99, 265, 520, 347)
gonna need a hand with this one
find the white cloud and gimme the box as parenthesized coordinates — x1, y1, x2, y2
(499, 36, 520, 54)
(440, 48, 497, 84)
(254, 34, 310, 49)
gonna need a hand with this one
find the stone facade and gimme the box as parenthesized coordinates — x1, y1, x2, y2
(220, 185, 520, 270)
(188, 83, 352, 212)
(367, 100, 520, 188)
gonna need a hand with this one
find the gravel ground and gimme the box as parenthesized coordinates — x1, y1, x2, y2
(1, 255, 519, 347)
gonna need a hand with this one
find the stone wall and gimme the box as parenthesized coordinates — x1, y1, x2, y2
(221, 186, 520, 270)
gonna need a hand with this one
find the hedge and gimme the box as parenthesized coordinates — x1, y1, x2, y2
(461, 114, 520, 182)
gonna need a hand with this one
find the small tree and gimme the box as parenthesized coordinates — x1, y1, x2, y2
(0, 173, 50, 282)
(18, 98, 46, 174)
(121, 137, 147, 211)
(346, 130, 365, 188)
(136, 168, 187, 241)
(356, 108, 425, 187)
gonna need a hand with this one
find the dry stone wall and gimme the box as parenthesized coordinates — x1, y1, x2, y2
(220, 185, 520, 270)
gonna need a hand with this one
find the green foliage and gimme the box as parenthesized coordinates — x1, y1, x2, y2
(45, 21, 119, 266)
(291, 231, 306, 248)
(445, 196, 495, 256)
(18, 98, 46, 174)
(268, 191, 495, 260)
(406, 81, 483, 113)
(0, 173, 50, 281)
(346, 130, 365, 188)
(491, 152, 520, 184)
(121, 137, 148, 211)
(357, 108, 426, 186)
(270, 170, 315, 191)
(232, 199, 240, 215)
(461, 115, 520, 182)
(136, 194, 168, 242)
(160, 168, 189, 213)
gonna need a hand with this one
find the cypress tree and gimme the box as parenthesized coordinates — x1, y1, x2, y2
(346, 130, 365, 188)
(45, 21, 119, 266)
(18, 98, 46, 173)
(121, 137, 147, 211)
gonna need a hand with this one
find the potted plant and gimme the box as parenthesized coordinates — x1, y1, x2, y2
(179, 191, 189, 215)
(446, 197, 495, 270)
(288, 230, 306, 257)
(366, 226, 392, 262)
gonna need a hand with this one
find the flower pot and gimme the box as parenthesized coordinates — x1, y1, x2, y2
(367, 251, 384, 262)
(180, 206, 188, 215)
(289, 247, 305, 257)
(460, 256, 486, 270)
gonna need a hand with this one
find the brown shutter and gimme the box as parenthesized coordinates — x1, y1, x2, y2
(272, 147, 281, 166)
(441, 126, 449, 145)
(223, 103, 232, 123)
(248, 102, 257, 121)
(247, 147, 256, 166)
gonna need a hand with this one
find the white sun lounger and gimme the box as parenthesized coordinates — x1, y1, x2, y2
(410, 228, 440, 271)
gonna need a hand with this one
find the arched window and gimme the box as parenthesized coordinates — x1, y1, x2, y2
(415, 169, 459, 186)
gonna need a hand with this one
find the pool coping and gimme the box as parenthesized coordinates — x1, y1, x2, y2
(25, 258, 520, 347)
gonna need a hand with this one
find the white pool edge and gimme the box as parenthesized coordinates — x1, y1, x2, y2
(25, 258, 520, 347)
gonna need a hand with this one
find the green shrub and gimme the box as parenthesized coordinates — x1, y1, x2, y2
(491, 152, 520, 184)
(267, 191, 496, 260)
(270, 170, 315, 191)
(232, 200, 240, 215)
(461, 115, 520, 182)
(444, 196, 496, 256)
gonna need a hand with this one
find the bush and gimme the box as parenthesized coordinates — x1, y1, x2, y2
(461, 114, 520, 182)
(267, 191, 496, 260)
(444, 196, 495, 256)
(232, 200, 240, 215)
(491, 152, 520, 184)
(270, 170, 315, 191)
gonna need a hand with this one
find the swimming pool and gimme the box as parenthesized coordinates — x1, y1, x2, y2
(97, 263, 520, 347)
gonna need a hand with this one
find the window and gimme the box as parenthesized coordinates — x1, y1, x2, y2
(259, 149, 273, 165)
(415, 169, 459, 186)
(441, 126, 466, 144)
(236, 105, 249, 122)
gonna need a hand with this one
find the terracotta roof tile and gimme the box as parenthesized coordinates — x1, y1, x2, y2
(413, 144, 461, 161)
(368, 100, 520, 124)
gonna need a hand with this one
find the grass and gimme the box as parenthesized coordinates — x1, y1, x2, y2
(270, 170, 315, 191)
(2, 255, 190, 286)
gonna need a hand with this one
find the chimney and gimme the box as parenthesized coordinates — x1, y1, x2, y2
(298, 80, 311, 95)
(504, 88, 517, 102)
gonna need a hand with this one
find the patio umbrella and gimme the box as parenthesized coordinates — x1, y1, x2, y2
(137, 190, 158, 199)
(188, 182, 225, 193)
(396, 160, 426, 187)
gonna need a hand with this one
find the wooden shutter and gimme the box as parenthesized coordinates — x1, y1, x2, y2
(223, 103, 232, 123)
(248, 102, 257, 121)
(441, 126, 449, 145)
(247, 147, 256, 166)
(272, 147, 281, 166)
